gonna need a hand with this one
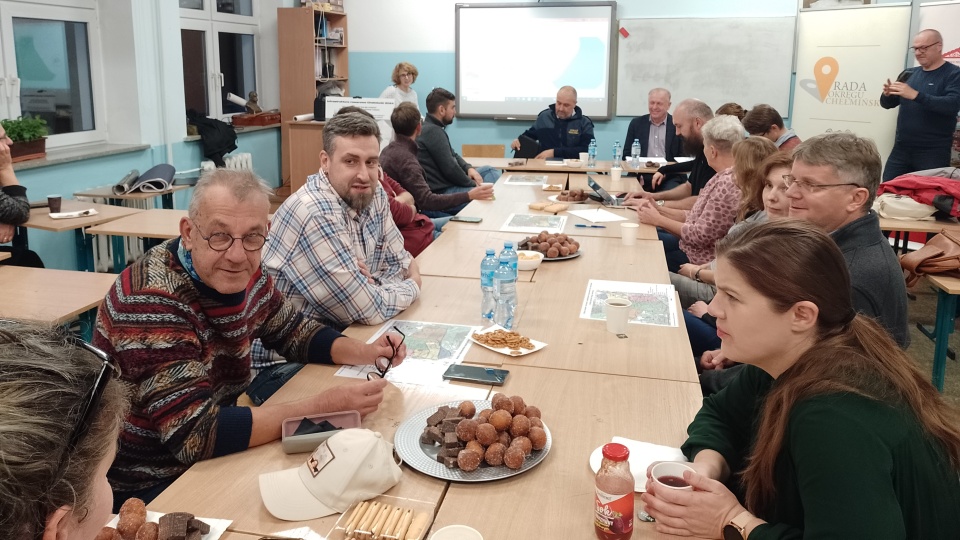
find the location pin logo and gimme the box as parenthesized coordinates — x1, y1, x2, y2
(814, 57, 839, 102)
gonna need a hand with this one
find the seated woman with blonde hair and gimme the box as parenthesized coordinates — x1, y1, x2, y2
(0, 320, 126, 540)
(641, 220, 960, 539)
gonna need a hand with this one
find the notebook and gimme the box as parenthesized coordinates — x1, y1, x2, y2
(112, 164, 176, 195)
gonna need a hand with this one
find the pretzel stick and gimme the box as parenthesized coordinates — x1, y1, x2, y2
(393, 509, 413, 540)
(382, 506, 403, 539)
(404, 512, 430, 540)
(370, 504, 392, 538)
(345, 501, 369, 537)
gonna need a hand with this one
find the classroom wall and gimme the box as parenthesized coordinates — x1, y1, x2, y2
(344, 0, 798, 156)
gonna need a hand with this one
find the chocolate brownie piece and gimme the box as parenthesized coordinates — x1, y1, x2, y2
(426, 426, 443, 445)
(426, 409, 446, 427)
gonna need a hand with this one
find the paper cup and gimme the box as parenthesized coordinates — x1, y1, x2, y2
(605, 297, 631, 334)
(651, 461, 695, 492)
(620, 223, 639, 246)
(431, 525, 484, 540)
(579, 152, 589, 162)
(609, 167, 623, 182)
(47, 195, 62, 214)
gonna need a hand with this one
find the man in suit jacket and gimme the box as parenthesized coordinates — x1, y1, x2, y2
(623, 88, 685, 192)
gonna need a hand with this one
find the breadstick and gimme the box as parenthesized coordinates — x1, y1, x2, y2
(370, 504, 392, 538)
(365, 504, 388, 540)
(404, 512, 430, 540)
(357, 501, 381, 537)
(345, 501, 369, 536)
(393, 509, 413, 539)
(382, 506, 403, 539)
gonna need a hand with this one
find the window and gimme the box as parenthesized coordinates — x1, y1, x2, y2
(180, 0, 260, 120)
(0, 1, 105, 147)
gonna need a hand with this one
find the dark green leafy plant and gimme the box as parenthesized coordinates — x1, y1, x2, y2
(0, 115, 48, 142)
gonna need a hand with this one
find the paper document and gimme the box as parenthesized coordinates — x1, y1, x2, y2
(499, 213, 566, 234)
(503, 174, 548, 185)
(579, 279, 678, 327)
(335, 320, 480, 385)
(568, 208, 627, 223)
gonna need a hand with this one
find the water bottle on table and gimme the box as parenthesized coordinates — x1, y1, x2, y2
(631, 139, 641, 168)
(587, 138, 597, 168)
(480, 249, 498, 322)
(612, 141, 622, 164)
(493, 260, 517, 329)
(500, 241, 518, 278)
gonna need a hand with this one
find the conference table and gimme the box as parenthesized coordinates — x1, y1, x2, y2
(74, 184, 191, 210)
(19, 200, 143, 272)
(505, 159, 660, 175)
(146, 169, 702, 539)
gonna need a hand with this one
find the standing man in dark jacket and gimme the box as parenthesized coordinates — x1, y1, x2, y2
(417, 88, 498, 195)
(880, 29, 960, 181)
(623, 87, 684, 192)
(510, 86, 595, 159)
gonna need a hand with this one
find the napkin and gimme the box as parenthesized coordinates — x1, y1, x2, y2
(589, 436, 687, 492)
(49, 209, 99, 220)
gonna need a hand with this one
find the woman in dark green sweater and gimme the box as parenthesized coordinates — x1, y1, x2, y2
(641, 220, 960, 539)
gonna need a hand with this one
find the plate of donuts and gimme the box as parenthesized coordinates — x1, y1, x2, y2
(394, 398, 552, 483)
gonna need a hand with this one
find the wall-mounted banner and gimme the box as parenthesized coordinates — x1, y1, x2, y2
(792, 5, 911, 162)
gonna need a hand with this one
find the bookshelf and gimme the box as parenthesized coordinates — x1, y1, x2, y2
(277, 6, 350, 187)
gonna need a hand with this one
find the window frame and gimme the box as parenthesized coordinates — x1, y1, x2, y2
(179, 2, 261, 121)
(0, 1, 107, 147)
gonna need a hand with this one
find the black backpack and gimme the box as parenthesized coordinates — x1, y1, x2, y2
(186, 109, 238, 167)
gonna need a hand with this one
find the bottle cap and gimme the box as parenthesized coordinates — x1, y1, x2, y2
(486, 249, 495, 255)
(504, 241, 513, 248)
(601, 442, 630, 462)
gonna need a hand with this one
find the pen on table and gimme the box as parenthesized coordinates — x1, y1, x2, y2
(575, 224, 606, 228)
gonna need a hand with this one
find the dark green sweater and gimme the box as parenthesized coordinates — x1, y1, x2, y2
(682, 365, 960, 539)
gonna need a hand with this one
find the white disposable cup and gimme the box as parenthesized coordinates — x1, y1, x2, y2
(579, 152, 589, 162)
(605, 297, 631, 334)
(651, 461, 696, 492)
(431, 525, 484, 540)
(620, 223, 639, 246)
(609, 167, 623, 182)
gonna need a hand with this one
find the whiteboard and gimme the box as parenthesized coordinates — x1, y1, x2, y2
(615, 17, 795, 117)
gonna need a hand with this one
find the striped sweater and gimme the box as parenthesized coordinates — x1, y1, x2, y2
(93, 239, 342, 494)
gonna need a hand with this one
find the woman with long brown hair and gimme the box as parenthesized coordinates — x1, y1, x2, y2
(641, 220, 960, 539)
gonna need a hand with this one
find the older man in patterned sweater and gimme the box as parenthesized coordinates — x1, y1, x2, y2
(94, 169, 405, 509)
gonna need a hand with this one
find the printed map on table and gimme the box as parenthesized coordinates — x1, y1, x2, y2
(579, 279, 678, 327)
(500, 213, 567, 234)
(503, 174, 549, 185)
(335, 320, 481, 385)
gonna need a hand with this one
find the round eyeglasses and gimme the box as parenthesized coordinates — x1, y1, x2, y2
(193, 221, 267, 252)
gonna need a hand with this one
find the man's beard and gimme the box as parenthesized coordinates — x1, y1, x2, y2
(344, 191, 374, 212)
(683, 135, 704, 157)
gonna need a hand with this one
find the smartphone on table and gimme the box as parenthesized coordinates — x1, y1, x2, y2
(450, 216, 483, 223)
(442, 364, 510, 385)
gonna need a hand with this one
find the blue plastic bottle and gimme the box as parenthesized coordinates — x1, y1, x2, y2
(631, 138, 641, 166)
(588, 139, 598, 168)
(500, 241, 518, 279)
(493, 260, 517, 329)
(612, 141, 622, 164)
(480, 249, 498, 321)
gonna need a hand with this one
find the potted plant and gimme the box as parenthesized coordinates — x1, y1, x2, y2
(1, 115, 48, 162)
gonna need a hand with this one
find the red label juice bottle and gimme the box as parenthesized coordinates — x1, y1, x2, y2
(594, 442, 634, 539)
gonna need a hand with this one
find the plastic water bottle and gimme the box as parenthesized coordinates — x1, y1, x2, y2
(500, 241, 518, 279)
(480, 249, 498, 322)
(612, 141, 622, 164)
(631, 139, 641, 167)
(588, 139, 598, 168)
(493, 260, 517, 329)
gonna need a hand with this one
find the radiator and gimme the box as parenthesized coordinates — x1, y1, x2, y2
(202, 152, 254, 171)
(76, 196, 151, 273)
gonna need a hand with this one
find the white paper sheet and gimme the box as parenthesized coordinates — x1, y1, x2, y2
(579, 279, 678, 327)
(588, 436, 687, 492)
(567, 208, 628, 223)
(502, 174, 549, 185)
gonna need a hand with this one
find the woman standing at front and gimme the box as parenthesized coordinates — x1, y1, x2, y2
(642, 220, 960, 539)
(379, 62, 420, 148)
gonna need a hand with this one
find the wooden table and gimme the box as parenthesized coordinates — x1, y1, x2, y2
(341, 276, 535, 367)
(20, 201, 143, 271)
(505, 159, 658, 175)
(0, 251, 9, 262)
(446, 199, 656, 240)
(86, 209, 187, 271)
(919, 274, 960, 392)
(431, 364, 701, 539)
(74, 184, 191, 210)
(493, 172, 569, 203)
(150, 363, 491, 536)
(878, 216, 960, 254)
(569, 172, 644, 194)
(417, 229, 539, 282)
(0, 265, 117, 339)
(465, 157, 523, 170)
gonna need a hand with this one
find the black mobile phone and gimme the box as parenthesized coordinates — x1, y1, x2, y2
(450, 216, 482, 223)
(895, 69, 913, 83)
(442, 364, 510, 385)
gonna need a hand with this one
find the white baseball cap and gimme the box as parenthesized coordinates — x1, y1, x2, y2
(259, 428, 403, 521)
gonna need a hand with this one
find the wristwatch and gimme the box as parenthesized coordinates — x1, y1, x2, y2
(722, 510, 753, 540)
(694, 268, 703, 283)
(656, 199, 665, 207)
